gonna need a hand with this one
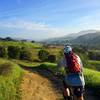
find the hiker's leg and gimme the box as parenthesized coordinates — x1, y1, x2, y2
(63, 88, 70, 96)
(74, 95, 84, 100)
(77, 95, 84, 100)
(63, 80, 72, 100)
(73, 86, 84, 100)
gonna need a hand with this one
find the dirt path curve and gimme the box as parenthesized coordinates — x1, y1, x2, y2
(20, 67, 97, 100)
(20, 67, 63, 100)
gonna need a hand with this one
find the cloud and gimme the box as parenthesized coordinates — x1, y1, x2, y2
(65, 9, 100, 32)
(0, 21, 48, 30)
(0, 20, 68, 40)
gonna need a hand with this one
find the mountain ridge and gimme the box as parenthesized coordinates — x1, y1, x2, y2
(42, 30, 100, 49)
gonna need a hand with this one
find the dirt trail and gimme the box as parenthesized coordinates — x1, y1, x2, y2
(20, 67, 97, 100)
(20, 67, 63, 100)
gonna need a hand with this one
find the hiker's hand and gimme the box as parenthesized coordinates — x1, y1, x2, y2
(55, 72, 61, 77)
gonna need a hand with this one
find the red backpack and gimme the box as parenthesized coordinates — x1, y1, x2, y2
(64, 53, 81, 73)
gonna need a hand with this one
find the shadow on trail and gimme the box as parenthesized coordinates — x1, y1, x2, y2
(20, 64, 63, 95)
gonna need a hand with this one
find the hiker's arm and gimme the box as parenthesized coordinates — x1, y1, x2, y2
(56, 58, 64, 73)
(80, 59, 83, 72)
(77, 56, 83, 72)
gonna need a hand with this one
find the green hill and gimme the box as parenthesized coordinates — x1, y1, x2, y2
(0, 41, 42, 48)
(0, 59, 23, 100)
(71, 33, 100, 48)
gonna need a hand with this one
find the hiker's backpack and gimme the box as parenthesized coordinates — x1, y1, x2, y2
(64, 53, 81, 73)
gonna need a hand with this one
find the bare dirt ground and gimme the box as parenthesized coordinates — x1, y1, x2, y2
(20, 67, 97, 100)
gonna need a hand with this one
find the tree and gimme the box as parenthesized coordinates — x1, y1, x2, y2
(0, 46, 8, 58)
(48, 55, 56, 62)
(38, 49, 49, 62)
(31, 40, 35, 43)
(20, 48, 33, 61)
(8, 46, 21, 59)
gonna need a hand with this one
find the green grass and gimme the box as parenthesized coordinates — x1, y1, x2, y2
(0, 59, 23, 100)
(88, 60, 100, 71)
(0, 41, 42, 49)
(89, 50, 100, 53)
(12, 59, 41, 67)
(84, 68, 100, 97)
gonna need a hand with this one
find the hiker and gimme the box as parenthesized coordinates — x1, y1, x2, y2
(57, 45, 85, 100)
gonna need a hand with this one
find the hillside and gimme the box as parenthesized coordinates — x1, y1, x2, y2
(42, 30, 100, 49)
(0, 59, 23, 100)
(71, 32, 100, 47)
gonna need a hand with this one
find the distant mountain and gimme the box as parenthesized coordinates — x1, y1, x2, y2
(0, 37, 15, 41)
(42, 30, 100, 49)
(0, 37, 36, 42)
(71, 32, 100, 47)
(42, 34, 75, 44)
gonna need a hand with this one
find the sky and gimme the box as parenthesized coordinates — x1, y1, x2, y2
(0, 0, 100, 40)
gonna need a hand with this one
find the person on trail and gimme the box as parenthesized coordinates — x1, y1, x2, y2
(57, 45, 85, 100)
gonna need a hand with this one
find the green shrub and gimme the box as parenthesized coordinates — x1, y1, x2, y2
(8, 46, 21, 59)
(38, 49, 49, 62)
(73, 46, 88, 53)
(48, 55, 56, 62)
(20, 48, 33, 61)
(0, 46, 8, 58)
(88, 51, 100, 60)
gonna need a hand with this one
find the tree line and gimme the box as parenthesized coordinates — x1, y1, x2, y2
(0, 46, 56, 63)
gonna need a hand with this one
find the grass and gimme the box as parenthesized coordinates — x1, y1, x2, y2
(0, 41, 42, 49)
(12, 59, 41, 67)
(88, 60, 100, 71)
(0, 58, 23, 100)
(89, 50, 100, 53)
(84, 68, 100, 97)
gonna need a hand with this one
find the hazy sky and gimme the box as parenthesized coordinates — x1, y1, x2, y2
(0, 0, 100, 40)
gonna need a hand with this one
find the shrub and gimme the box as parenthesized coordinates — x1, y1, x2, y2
(0, 46, 8, 58)
(48, 55, 56, 62)
(20, 48, 33, 61)
(73, 46, 87, 53)
(88, 51, 100, 60)
(0, 62, 13, 76)
(38, 49, 49, 62)
(8, 46, 21, 59)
